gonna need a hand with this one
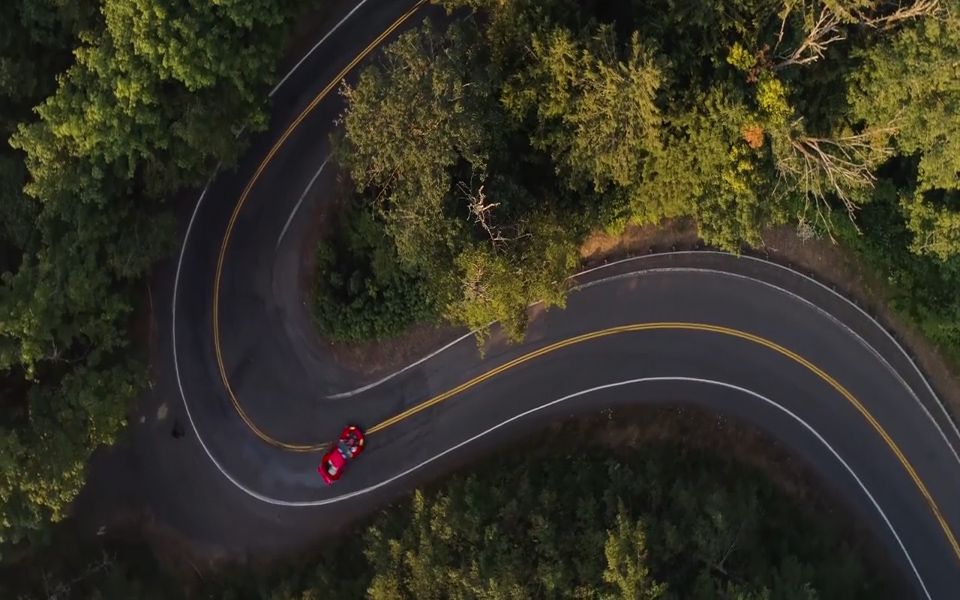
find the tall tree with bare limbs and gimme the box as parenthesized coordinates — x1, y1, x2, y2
(772, 0, 942, 70)
(772, 119, 896, 234)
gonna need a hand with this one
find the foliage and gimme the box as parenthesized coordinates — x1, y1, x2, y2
(338, 19, 501, 271)
(0, 0, 308, 550)
(602, 511, 666, 600)
(447, 215, 579, 341)
(280, 442, 884, 599)
(0, 362, 142, 547)
(503, 26, 663, 193)
(834, 3, 960, 359)
(0, 424, 895, 598)
(327, 0, 960, 358)
(312, 206, 437, 342)
(637, 84, 786, 250)
(336, 18, 582, 342)
(0, 0, 955, 560)
(836, 179, 960, 361)
(9, 435, 884, 598)
(848, 8, 960, 258)
(11, 0, 296, 201)
(0, 532, 177, 599)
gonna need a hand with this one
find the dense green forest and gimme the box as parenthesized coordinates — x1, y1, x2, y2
(1, 0, 958, 567)
(0, 0, 308, 551)
(315, 0, 960, 353)
(0, 431, 894, 598)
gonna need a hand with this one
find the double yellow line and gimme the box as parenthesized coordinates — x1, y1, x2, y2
(365, 321, 960, 562)
(204, 1, 960, 564)
(210, 0, 429, 452)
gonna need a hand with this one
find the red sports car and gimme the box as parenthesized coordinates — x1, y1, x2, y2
(318, 425, 365, 485)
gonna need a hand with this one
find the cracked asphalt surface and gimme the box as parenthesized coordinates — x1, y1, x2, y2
(73, 1, 960, 596)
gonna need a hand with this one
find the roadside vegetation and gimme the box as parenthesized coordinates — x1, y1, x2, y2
(1, 411, 896, 598)
(0, 0, 312, 552)
(313, 0, 960, 364)
(0, 0, 956, 574)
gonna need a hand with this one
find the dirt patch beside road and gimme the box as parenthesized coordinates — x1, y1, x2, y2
(579, 217, 700, 265)
(297, 170, 469, 377)
(322, 321, 466, 376)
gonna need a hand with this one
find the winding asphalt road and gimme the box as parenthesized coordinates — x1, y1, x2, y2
(166, 1, 960, 596)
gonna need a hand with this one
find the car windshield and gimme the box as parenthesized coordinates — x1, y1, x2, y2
(338, 440, 353, 458)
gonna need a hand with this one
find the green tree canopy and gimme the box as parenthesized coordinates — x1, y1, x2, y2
(339, 20, 503, 271)
(602, 510, 667, 600)
(503, 26, 663, 193)
(336, 19, 582, 341)
(328, 0, 960, 345)
(330, 446, 880, 599)
(0, 0, 307, 549)
(848, 8, 960, 258)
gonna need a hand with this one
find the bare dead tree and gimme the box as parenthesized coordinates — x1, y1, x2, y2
(773, 0, 942, 71)
(457, 176, 529, 250)
(775, 120, 897, 237)
(796, 216, 819, 242)
(859, 0, 942, 30)
(463, 183, 504, 242)
(773, 1, 847, 70)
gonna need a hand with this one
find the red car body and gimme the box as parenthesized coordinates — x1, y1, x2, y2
(318, 425, 365, 485)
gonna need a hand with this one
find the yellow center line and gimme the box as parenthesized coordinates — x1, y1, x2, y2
(201, 1, 959, 565)
(209, 0, 428, 453)
(365, 322, 960, 563)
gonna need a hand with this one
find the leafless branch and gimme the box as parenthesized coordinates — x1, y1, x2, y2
(774, 0, 942, 70)
(774, 2, 847, 70)
(463, 183, 502, 240)
(774, 4, 792, 54)
(457, 175, 529, 250)
(860, 0, 942, 30)
(461, 254, 491, 304)
(796, 216, 819, 242)
(775, 121, 897, 237)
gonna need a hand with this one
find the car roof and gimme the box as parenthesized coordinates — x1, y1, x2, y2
(325, 449, 346, 468)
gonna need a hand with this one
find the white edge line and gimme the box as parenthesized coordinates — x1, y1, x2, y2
(202, 0, 960, 450)
(325, 328, 486, 399)
(269, 0, 371, 98)
(187, 0, 958, 458)
(168, 0, 403, 510)
(325, 251, 960, 455)
(165, 5, 953, 581)
(171, 194, 936, 592)
(589, 251, 960, 446)
(179, 0, 957, 455)
(166, 2, 952, 580)
(276, 156, 331, 249)
(172, 165, 269, 506)
(332, 263, 959, 466)
(578, 266, 960, 468)
(172, 369, 935, 599)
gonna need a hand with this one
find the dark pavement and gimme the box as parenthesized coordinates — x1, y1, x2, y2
(73, 1, 960, 596)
